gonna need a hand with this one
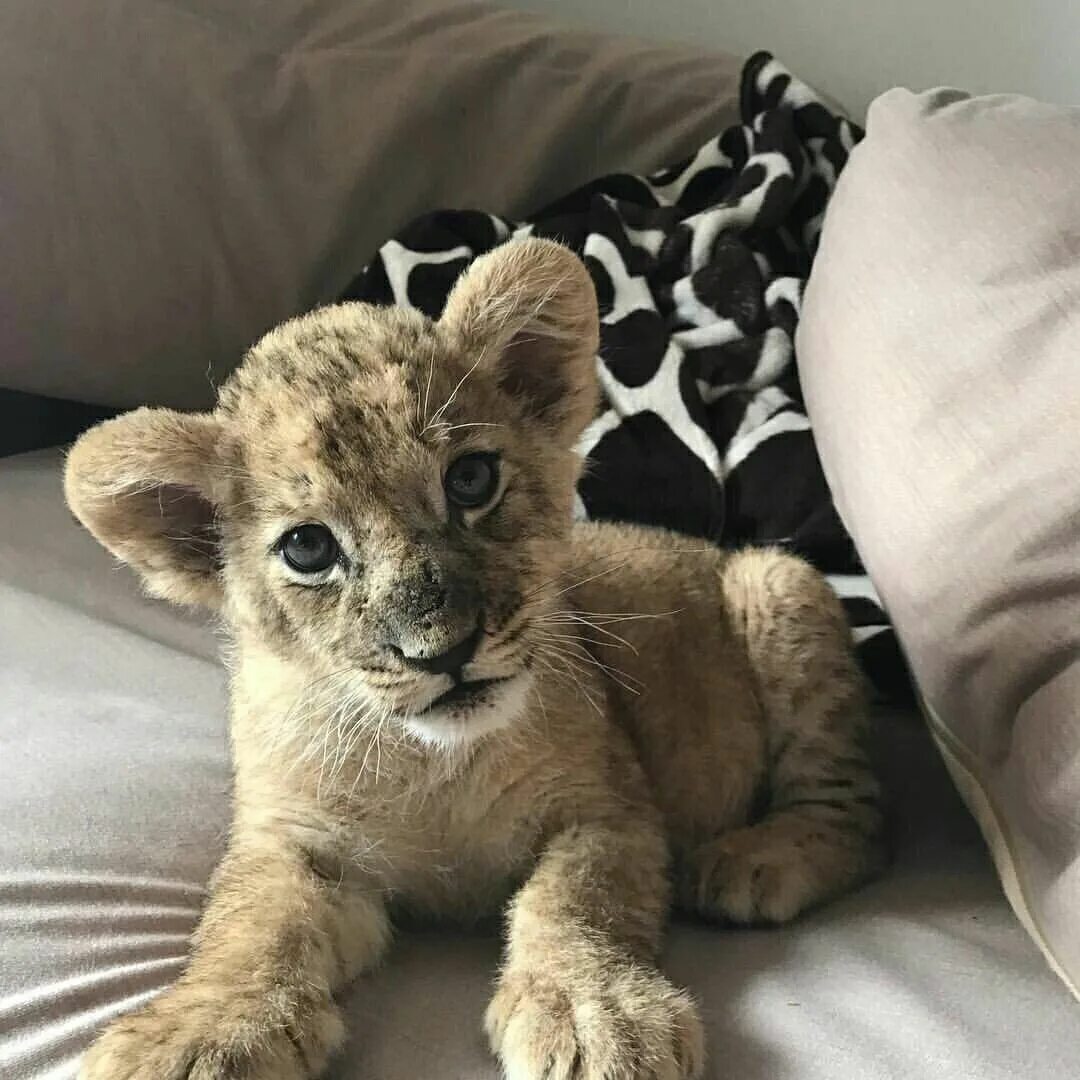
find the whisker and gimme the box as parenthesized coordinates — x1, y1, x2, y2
(424, 346, 488, 433)
(542, 560, 631, 601)
(534, 639, 641, 696)
(522, 550, 632, 602)
(547, 608, 682, 621)
(534, 629, 625, 651)
(421, 343, 436, 430)
(536, 614, 639, 654)
(531, 649, 604, 717)
(438, 421, 503, 433)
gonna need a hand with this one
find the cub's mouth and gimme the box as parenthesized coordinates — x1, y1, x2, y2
(416, 677, 509, 715)
(405, 670, 532, 749)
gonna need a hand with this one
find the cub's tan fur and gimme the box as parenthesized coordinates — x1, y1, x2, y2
(66, 239, 882, 1080)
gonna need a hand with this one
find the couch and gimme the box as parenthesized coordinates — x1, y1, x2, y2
(2, 2, 1077, 1078)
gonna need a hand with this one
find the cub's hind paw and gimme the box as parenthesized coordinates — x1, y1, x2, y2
(680, 831, 811, 925)
(679, 819, 881, 926)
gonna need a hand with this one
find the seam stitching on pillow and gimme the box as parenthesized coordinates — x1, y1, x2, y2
(917, 689, 1080, 1002)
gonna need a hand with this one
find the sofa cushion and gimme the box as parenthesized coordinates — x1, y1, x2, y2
(0, 0, 740, 410)
(798, 86, 1080, 996)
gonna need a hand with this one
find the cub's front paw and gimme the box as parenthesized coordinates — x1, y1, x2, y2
(486, 961, 703, 1080)
(79, 991, 344, 1080)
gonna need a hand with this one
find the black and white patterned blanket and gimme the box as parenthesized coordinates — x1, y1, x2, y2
(341, 52, 907, 700)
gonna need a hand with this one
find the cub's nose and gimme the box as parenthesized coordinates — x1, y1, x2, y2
(387, 626, 480, 678)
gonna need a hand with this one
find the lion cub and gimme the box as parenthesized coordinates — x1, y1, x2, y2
(66, 238, 882, 1080)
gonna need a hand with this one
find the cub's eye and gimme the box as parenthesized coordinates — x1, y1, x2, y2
(445, 453, 499, 509)
(279, 523, 339, 574)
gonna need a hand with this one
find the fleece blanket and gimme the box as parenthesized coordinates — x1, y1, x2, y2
(341, 52, 906, 700)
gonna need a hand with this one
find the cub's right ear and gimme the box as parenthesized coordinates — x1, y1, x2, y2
(64, 407, 226, 609)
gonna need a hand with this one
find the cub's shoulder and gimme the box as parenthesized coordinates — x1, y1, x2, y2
(569, 519, 725, 566)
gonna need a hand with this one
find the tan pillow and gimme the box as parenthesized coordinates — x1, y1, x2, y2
(0, 0, 740, 410)
(799, 87, 1080, 997)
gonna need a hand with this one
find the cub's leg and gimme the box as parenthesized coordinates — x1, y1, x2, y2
(679, 548, 884, 925)
(487, 752, 704, 1080)
(79, 828, 390, 1080)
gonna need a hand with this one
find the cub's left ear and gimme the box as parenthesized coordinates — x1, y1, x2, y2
(439, 237, 600, 442)
(64, 407, 226, 609)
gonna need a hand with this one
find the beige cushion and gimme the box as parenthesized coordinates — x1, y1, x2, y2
(0, 0, 740, 410)
(798, 86, 1080, 996)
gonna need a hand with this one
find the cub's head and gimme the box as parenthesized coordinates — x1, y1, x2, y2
(65, 239, 599, 748)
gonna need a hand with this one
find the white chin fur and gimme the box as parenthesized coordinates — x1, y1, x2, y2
(405, 672, 532, 750)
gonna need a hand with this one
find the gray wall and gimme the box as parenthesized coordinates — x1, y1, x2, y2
(502, 0, 1080, 117)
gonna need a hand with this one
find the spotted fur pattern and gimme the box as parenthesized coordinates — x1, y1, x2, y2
(66, 238, 883, 1080)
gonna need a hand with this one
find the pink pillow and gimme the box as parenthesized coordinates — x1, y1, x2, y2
(799, 86, 1080, 998)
